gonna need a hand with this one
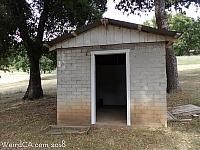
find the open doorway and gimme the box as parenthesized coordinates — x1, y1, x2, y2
(95, 54, 127, 125)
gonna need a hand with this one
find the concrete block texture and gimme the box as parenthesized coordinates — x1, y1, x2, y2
(57, 49, 91, 125)
(57, 42, 167, 127)
(130, 42, 167, 127)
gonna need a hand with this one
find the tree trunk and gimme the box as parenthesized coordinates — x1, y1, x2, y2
(23, 54, 43, 100)
(166, 47, 181, 93)
(155, 0, 168, 30)
(155, 0, 181, 93)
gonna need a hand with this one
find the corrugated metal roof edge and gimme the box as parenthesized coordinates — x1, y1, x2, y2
(44, 18, 181, 48)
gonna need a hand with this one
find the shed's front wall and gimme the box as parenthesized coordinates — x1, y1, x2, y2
(57, 49, 91, 125)
(130, 43, 167, 127)
(57, 42, 167, 127)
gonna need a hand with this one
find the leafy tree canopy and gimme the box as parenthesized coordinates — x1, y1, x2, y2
(115, 0, 200, 15)
(144, 14, 200, 56)
(0, 0, 107, 99)
(0, 0, 107, 66)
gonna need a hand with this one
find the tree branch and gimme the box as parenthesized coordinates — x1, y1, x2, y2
(36, 0, 50, 44)
(5, 0, 33, 50)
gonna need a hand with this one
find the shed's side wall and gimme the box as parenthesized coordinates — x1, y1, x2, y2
(57, 49, 91, 125)
(130, 43, 167, 127)
(57, 42, 167, 127)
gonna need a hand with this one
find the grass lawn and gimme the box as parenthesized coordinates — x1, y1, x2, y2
(0, 57, 200, 150)
(177, 56, 200, 65)
(179, 69, 200, 106)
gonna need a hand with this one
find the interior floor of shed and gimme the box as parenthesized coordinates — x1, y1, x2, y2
(96, 106, 126, 126)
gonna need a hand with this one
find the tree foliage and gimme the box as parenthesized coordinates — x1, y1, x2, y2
(172, 17, 200, 56)
(115, 0, 200, 15)
(144, 14, 200, 56)
(0, 0, 107, 99)
(8, 45, 56, 73)
(12, 45, 29, 72)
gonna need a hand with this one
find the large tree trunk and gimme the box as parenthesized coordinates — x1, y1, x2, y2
(23, 54, 43, 100)
(155, 0, 168, 30)
(8, 0, 49, 100)
(155, 0, 181, 93)
(166, 47, 181, 93)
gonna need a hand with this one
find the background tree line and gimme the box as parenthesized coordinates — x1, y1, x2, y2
(144, 14, 200, 56)
(1, 45, 56, 73)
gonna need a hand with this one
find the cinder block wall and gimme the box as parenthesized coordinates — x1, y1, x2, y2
(130, 43, 167, 127)
(57, 49, 91, 125)
(57, 42, 167, 127)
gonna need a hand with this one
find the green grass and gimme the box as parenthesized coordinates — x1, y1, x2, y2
(177, 56, 200, 65)
(179, 68, 200, 106)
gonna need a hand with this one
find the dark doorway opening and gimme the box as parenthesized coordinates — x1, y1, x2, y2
(96, 54, 127, 124)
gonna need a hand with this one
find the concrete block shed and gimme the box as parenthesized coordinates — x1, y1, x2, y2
(46, 18, 180, 127)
